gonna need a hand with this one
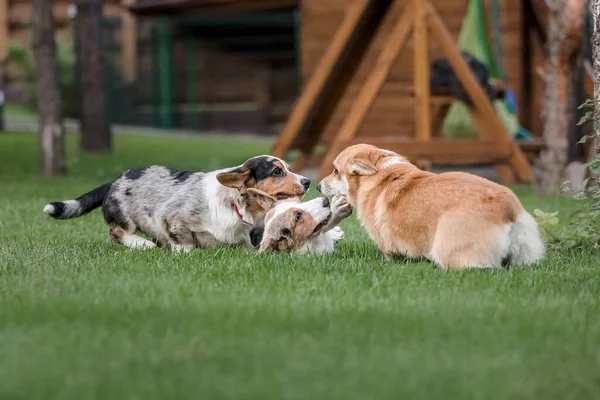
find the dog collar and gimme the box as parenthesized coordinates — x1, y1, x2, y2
(231, 200, 252, 226)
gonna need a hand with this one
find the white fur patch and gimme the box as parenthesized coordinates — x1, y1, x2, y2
(380, 157, 406, 169)
(122, 234, 156, 249)
(508, 212, 545, 265)
(44, 200, 82, 218)
(203, 171, 254, 244)
(171, 243, 194, 253)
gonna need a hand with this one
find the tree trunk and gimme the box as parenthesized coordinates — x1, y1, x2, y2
(0, 63, 6, 132)
(593, 0, 600, 156)
(32, 0, 66, 176)
(76, 0, 112, 153)
(538, 0, 586, 195)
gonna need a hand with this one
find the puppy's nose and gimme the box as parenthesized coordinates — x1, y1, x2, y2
(322, 197, 330, 208)
(316, 183, 322, 192)
(301, 178, 311, 191)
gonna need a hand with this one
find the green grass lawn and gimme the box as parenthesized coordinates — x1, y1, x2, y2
(1, 132, 599, 400)
(3, 102, 39, 119)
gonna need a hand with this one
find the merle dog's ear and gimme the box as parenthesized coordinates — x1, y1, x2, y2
(246, 188, 276, 211)
(217, 166, 251, 193)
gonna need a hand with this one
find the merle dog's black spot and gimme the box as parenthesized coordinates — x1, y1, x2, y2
(144, 207, 152, 217)
(102, 196, 130, 229)
(124, 168, 147, 180)
(243, 156, 282, 183)
(168, 168, 193, 183)
(250, 226, 264, 248)
(48, 202, 65, 218)
(124, 188, 132, 196)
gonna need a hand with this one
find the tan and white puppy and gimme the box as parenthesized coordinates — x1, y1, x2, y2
(318, 144, 545, 269)
(247, 189, 350, 255)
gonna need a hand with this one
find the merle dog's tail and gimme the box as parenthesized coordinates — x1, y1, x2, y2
(43, 182, 113, 220)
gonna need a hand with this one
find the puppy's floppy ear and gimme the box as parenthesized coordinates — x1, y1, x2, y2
(246, 188, 277, 211)
(216, 166, 251, 193)
(258, 237, 293, 253)
(348, 157, 377, 176)
(258, 227, 293, 253)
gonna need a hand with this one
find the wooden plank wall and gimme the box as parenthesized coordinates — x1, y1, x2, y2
(132, 14, 299, 132)
(301, 0, 528, 143)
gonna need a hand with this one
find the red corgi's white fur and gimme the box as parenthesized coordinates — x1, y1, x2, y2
(318, 144, 545, 269)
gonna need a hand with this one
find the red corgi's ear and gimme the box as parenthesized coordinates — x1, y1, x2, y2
(348, 159, 377, 176)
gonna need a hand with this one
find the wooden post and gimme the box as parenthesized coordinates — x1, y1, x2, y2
(120, 0, 137, 83)
(0, 0, 7, 62)
(0, 0, 8, 132)
(520, 0, 534, 132)
(32, 0, 66, 175)
(291, 151, 308, 172)
(431, 103, 450, 136)
(317, 1, 415, 180)
(413, 0, 431, 141)
(77, 0, 113, 153)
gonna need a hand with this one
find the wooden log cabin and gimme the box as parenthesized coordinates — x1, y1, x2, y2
(0, 0, 547, 138)
(129, 0, 546, 138)
(129, 0, 301, 132)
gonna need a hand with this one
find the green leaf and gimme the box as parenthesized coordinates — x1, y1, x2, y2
(565, 239, 577, 248)
(577, 112, 593, 126)
(578, 99, 596, 109)
(547, 217, 559, 225)
(577, 134, 594, 143)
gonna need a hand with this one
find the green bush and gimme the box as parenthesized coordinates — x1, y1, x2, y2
(534, 100, 600, 250)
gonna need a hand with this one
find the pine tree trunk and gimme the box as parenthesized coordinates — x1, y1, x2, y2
(76, 0, 112, 153)
(538, 0, 586, 195)
(593, 0, 600, 155)
(32, 0, 66, 176)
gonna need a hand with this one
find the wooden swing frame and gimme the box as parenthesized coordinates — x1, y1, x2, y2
(270, 0, 535, 184)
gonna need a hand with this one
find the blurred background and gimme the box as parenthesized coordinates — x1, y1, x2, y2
(0, 0, 596, 194)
